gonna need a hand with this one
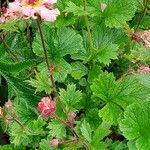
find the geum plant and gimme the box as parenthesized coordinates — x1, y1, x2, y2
(0, 0, 150, 149)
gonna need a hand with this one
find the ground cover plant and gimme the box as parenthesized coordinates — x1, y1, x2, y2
(0, 0, 150, 149)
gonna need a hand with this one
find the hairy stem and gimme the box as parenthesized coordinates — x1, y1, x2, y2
(35, 18, 68, 114)
(60, 139, 78, 145)
(83, 0, 94, 56)
(135, 0, 149, 31)
(53, 113, 79, 138)
(0, 35, 19, 62)
(53, 113, 89, 149)
(35, 18, 56, 90)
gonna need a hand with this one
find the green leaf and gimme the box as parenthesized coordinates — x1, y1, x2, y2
(127, 141, 137, 150)
(80, 120, 92, 143)
(0, 71, 40, 106)
(63, 144, 82, 150)
(97, 43, 119, 65)
(28, 72, 52, 94)
(120, 101, 150, 150)
(27, 117, 46, 133)
(88, 65, 102, 83)
(99, 102, 122, 124)
(0, 20, 19, 32)
(55, 27, 84, 57)
(91, 72, 150, 123)
(71, 61, 88, 80)
(136, 73, 150, 88)
(92, 121, 111, 147)
(59, 84, 82, 111)
(13, 99, 37, 124)
(64, 1, 84, 16)
(9, 123, 31, 146)
(4, 33, 31, 59)
(52, 58, 72, 82)
(37, 58, 72, 82)
(33, 24, 83, 59)
(99, 0, 137, 28)
(0, 145, 25, 150)
(86, 108, 101, 130)
(39, 139, 53, 150)
(105, 139, 128, 150)
(92, 24, 126, 65)
(47, 120, 66, 138)
(0, 60, 34, 73)
(130, 43, 150, 61)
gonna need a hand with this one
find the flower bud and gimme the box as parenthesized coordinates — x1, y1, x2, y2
(100, 3, 107, 12)
(37, 96, 56, 117)
(0, 107, 3, 118)
(67, 112, 76, 128)
(138, 66, 150, 74)
(50, 139, 59, 147)
(5, 99, 13, 111)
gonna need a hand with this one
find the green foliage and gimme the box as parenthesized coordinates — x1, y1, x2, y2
(92, 24, 126, 65)
(47, 120, 66, 138)
(120, 101, 150, 150)
(59, 84, 82, 111)
(0, 60, 34, 73)
(9, 123, 31, 146)
(80, 120, 92, 143)
(64, 2, 84, 16)
(105, 139, 128, 150)
(29, 72, 52, 94)
(39, 139, 53, 150)
(71, 61, 88, 80)
(98, 0, 137, 28)
(91, 72, 150, 124)
(1, 0, 150, 149)
(91, 121, 111, 148)
(0, 20, 19, 32)
(0, 144, 25, 150)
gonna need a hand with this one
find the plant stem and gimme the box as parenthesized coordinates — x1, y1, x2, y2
(53, 113, 79, 138)
(0, 35, 19, 62)
(35, 18, 56, 90)
(35, 18, 68, 113)
(53, 113, 89, 149)
(135, 0, 149, 31)
(6, 117, 39, 135)
(59, 139, 78, 145)
(83, 0, 94, 55)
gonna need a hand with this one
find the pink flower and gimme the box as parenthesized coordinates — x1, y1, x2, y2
(50, 139, 59, 147)
(40, 7, 60, 22)
(0, 0, 60, 22)
(37, 96, 56, 117)
(21, 6, 36, 19)
(139, 66, 150, 74)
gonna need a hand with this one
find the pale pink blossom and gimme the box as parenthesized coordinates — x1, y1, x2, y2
(50, 139, 59, 147)
(21, 6, 36, 19)
(37, 96, 56, 117)
(40, 7, 60, 21)
(139, 66, 150, 74)
(0, 0, 60, 22)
